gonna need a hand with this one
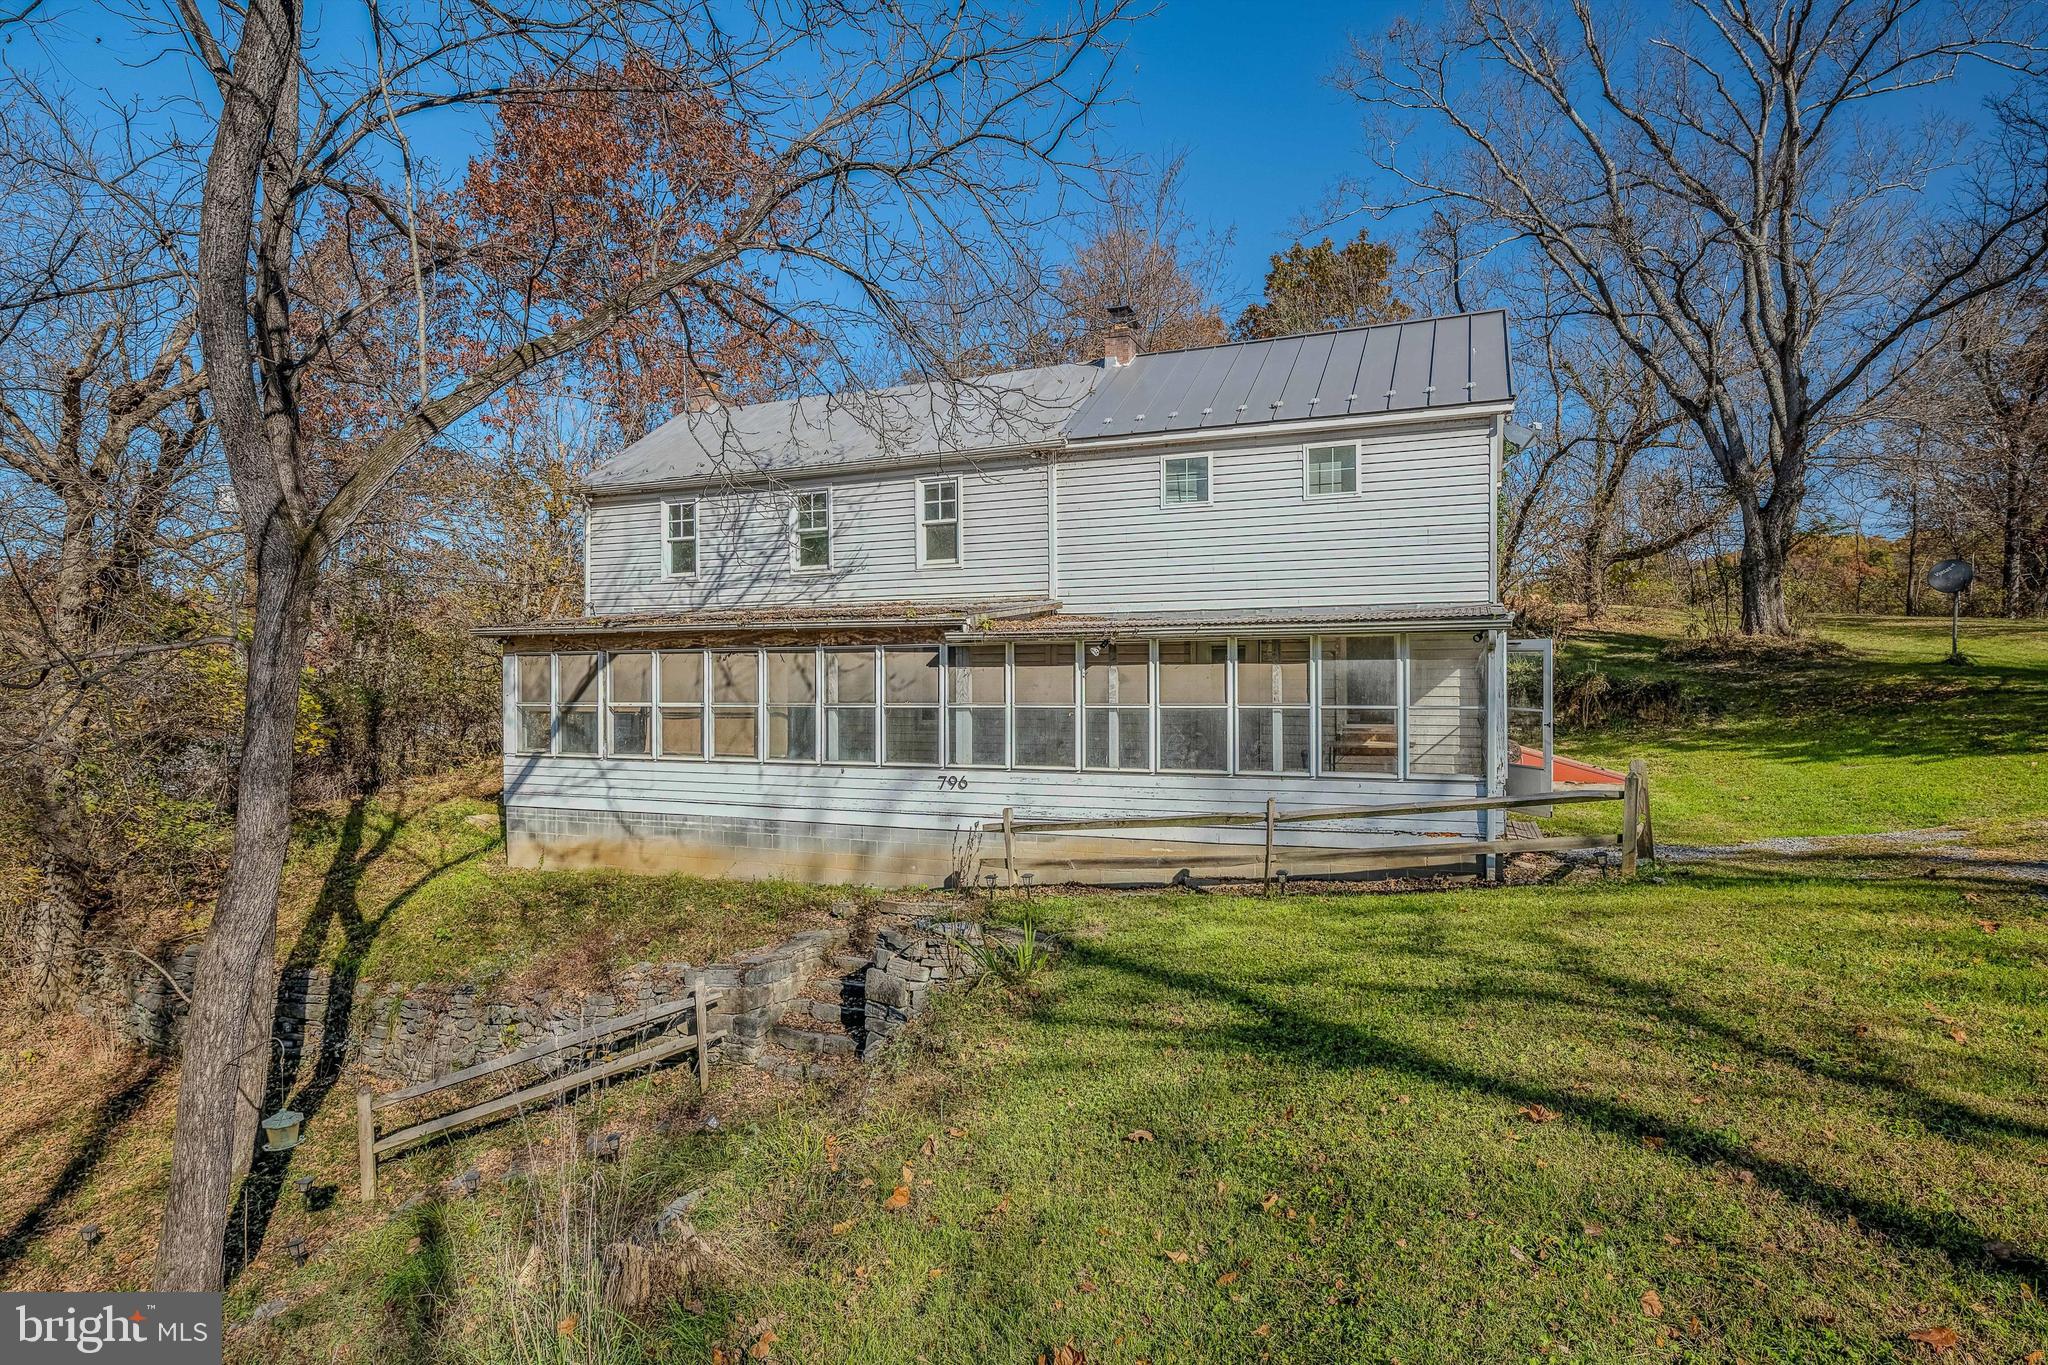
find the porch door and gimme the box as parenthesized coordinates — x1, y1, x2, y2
(1505, 638, 1554, 814)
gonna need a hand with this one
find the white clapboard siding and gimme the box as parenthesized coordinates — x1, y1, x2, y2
(1052, 419, 1496, 614)
(585, 461, 1051, 615)
(505, 753, 1491, 848)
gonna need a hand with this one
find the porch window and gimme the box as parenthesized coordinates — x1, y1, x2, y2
(1305, 444, 1357, 498)
(919, 478, 960, 566)
(1012, 643, 1077, 768)
(793, 490, 831, 570)
(657, 650, 705, 758)
(710, 649, 760, 759)
(1156, 639, 1229, 771)
(823, 649, 877, 762)
(946, 643, 1007, 766)
(1083, 640, 1150, 770)
(1321, 636, 1399, 775)
(766, 650, 819, 761)
(608, 652, 653, 756)
(883, 647, 941, 765)
(554, 653, 600, 755)
(662, 499, 698, 576)
(1235, 639, 1310, 773)
(1408, 634, 1486, 777)
(515, 655, 551, 754)
(1162, 455, 1210, 506)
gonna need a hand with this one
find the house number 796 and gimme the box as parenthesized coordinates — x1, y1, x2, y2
(936, 774, 969, 791)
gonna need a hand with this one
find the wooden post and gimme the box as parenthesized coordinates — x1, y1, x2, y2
(1001, 807, 1015, 887)
(693, 971, 711, 1092)
(1620, 761, 1644, 877)
(1635, 760, 1655, 861)
(357, 1089, 377, 1203)
(1263, 797, 1277, 892)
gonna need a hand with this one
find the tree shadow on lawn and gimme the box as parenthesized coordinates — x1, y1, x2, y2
(0, 1055, 168, 1278)
(1062, 938, 2048, 1286)
(223, 797, 492, 1281)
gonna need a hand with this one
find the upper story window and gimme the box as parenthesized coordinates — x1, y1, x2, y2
(1162, 455, 1210, 507)
(919, 478, 960, 566)
(793, 490, 832, 571)
(1306, 444, 1358, 498)
(662, 499, 698, 577)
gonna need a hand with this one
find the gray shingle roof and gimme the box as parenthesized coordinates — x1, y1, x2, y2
(1064, 311, 1512, 441)
(582, 311, 1511, 492)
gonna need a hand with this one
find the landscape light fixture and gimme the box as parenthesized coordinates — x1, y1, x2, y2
(261, 1109, 305, 1152)
(590, 1131, 623, 1161)
(77, 1223, 102, 1249)
(1927, 559, 1974, 664)
(286, 1235, 310, 1266)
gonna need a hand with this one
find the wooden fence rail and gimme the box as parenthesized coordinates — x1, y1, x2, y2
(356, 973, 722, 1202)
(982, 761, 1653, 887)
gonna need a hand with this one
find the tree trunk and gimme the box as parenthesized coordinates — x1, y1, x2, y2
(1579, 518, 1610, 620)
(23, 861, 90, 1010)
(153, 535, 311, 1291)
(1904, 483, 1920, 617)
(1737, 507, 1795, 636)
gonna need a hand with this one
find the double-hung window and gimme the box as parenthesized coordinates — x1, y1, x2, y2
(1083, 641, 1150, 770)
(823, 650, 877, 762)
(883, 647, 942, 764)
(554, 653, 601, 756)
(1321, 636, 1399, 774)
(514, 656, 552, 753)
(1305, 444, 1358, 498)
(662, 499, 697, 576)
(710, 650, 760, 759)
(919, 478, 960, 566)
(946, 644, 1007, 766)
(766, 650, 818, 761)
(793, 490, 831, 570)
(1236, 640, 1310, 773)
(657, 651, 705, 758)
(608, 652, 653, 756)
(1156, 640, 1229, 771)
(1162, 455, 1210, 506)
(1012, 643, 1077, 768)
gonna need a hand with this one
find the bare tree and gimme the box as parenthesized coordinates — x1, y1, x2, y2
(1343, 0, 2048, 634)
(0, 0, 1131, 1291)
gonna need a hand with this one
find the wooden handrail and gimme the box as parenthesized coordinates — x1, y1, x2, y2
(980, 786, 1621, 836)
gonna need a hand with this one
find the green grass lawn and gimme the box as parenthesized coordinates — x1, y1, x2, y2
(1551, 613, 2048, 845)
(205, 854, 2048, 1364)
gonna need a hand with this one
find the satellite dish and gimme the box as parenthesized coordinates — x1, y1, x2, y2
(1927, 559, 1974, 594)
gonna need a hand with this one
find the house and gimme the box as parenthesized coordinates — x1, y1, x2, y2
(483, 308, 1553, 886)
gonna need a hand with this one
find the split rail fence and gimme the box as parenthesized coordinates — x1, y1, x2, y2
(356, 978, 722, 1201)
(983, 759, 1654, 886)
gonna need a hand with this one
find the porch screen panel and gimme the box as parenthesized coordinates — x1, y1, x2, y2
(515, 656, 551, 753)
(1013, 643, 1077, 767)
(1235, 639, 1310, 773)
(823, 649, 877, 762)
(1408, 634, 1486, 776)
(1083, 641, 1150, 770)
(883, 647, 941, 765)
(946, 644, 1007, 766)
(1321, 636, 1398, 774)
(608, 652, 652, 756)
(556, 652, 600, 755)
(711, 649, 760, 759)
(1157, 640, 1228, 772)
(657, 650, 705, 758)
(767, 650, 819, 761)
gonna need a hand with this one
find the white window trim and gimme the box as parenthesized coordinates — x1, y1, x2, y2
(661, 498, 699, 579)
(790, 488, 833, 573)
(1159, 453, 1212, 509)
(653, 649, 709, 762)
(1302, 442, 1361, 501)
(916, 476, 964, 568)
(604, 650, 656, 760)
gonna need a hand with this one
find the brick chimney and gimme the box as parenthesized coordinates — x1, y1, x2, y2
(1103, 303, 1138, 368)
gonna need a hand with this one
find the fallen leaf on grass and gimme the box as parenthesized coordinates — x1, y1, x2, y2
(1581, 1222, 1606, 1238)
(1126, 1129, 1154, 1143)
(750, 1327, 778, 1360)
(1260, 1193, 1280, 1212)
(1164, 1250, 1192, 1264)
(1974, 919, 1999, 933)
(1215, 1271, 1240, 1287)
(1906, 1326, 1959, 1352)
(1640, 1289, 1664, 1319)
(883, 1186, 911, 1210)
(947, 1126, 968, 1138)
(988, 1195, 1011, 1217)
(830, 1219, 856, 1235)
(558, 1315, 579, 1336)
(928, 1267, 947, 1279)
(921, 1135, 937, 1157)
(1252, 1323, 1271, 1338)
(1519, 1104, 1559, 1123)
(2021, 1349, 2042, 1364)
(1949, 1028, 1969, 1044)
(1641, 1135, 1667, 1151)
(1048, 1345, 1086, 1365)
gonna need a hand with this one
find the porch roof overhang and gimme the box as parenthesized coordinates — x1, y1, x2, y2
(477, 599, 1512, 646)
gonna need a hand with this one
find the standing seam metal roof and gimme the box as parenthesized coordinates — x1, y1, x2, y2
(581, 311, 1511, 491)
